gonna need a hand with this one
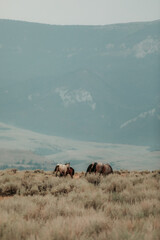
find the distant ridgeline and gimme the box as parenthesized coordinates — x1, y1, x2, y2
(0, 19, 160, 146)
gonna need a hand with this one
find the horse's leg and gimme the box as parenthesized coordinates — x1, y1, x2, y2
(101, 165, 104, 176)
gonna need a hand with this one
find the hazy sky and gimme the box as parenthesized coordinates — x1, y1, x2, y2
(0, 0, 160, 25)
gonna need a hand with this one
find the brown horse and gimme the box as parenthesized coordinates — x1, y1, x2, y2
(66, 167, 75, 178)
(85, 162, 113, 176)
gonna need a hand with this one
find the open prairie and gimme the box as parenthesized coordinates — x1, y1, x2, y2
(0, 169, 160, 240)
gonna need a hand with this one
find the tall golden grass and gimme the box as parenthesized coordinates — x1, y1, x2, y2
(0, 169, 160, 240)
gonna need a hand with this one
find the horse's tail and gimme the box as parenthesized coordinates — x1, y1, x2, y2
(110, 164, 113, 174)
(72, 167, 75, 176)
(85, 164, 92, 176)
(92, 162, 98, 173)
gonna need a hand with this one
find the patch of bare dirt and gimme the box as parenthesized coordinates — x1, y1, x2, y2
(73, 175, 80, 179)
(0, 196, 13, 201)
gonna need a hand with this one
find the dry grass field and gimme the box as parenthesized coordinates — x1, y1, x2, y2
(0, 169, 160, 240)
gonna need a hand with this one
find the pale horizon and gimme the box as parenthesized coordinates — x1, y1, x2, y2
(0, 17, 160, 27)
(0, 0, 160, 26)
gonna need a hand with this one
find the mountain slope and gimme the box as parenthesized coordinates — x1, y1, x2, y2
(0, 19, 160, 145)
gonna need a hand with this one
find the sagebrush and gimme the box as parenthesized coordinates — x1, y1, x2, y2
(0, 169, 160, 240)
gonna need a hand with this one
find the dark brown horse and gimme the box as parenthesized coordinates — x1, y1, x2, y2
(85, 162, 113, 176)
(66, 167, 75, 178)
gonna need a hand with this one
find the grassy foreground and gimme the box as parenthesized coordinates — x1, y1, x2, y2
(0, 169, 160, 240)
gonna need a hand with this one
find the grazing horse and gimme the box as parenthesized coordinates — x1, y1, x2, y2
(66, 167, 75, 178)
(85, 162, 113, 176)
(54, 163, 70, 177)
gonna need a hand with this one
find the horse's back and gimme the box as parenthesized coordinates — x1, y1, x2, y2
(59, 164, 67, 172)
(103, 163, 113, 175)
(96, 162, 103, 173)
